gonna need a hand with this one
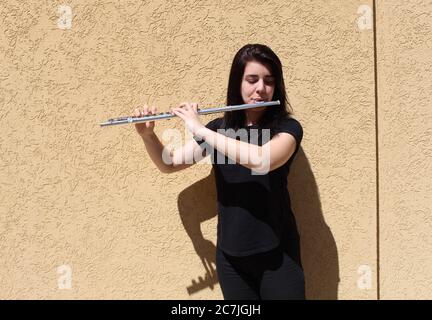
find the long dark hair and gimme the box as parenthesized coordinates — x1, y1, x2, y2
(223, 44, 293, 131)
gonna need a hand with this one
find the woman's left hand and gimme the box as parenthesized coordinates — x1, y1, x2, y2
(171, 102, 205, 136)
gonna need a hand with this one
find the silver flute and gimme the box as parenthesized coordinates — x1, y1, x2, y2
(99, 100, 280, 127)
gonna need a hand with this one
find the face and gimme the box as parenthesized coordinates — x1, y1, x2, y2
(241, 60, 276, 112)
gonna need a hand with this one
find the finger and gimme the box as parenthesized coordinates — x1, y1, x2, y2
(175, 107, 188, 114)
(171, 109, 185, 119)
(171, 107, 186, 114)
(173, 107, 185, 113)
(150, 105, 156, 114)
(143, 104, 149, 115)
(134, 108, 140, 117)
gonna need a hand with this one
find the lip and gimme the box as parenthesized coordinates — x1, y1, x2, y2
(251, 99, 267, 102)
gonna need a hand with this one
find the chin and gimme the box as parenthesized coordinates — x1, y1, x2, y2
(251, 106, 266, 112)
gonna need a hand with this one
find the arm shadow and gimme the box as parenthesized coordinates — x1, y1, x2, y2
(177, 170, 219, 296)
(289, 147, 340, 299)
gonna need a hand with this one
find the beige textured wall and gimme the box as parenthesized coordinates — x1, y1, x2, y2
(0, 0, 429, 300)
(377, 0, 432, 299)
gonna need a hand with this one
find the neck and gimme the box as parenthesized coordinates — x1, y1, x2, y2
(245, 110, 265, 126)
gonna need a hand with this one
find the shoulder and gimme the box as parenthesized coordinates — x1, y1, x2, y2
(274, 116, 303, 133)
(205, 117, 224, 131)
(272, 116, 303, 144)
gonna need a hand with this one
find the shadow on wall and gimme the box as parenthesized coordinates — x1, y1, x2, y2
(177, 172, 219, 295)
(177, 146, 339, 299)
(289, 147, 340, 299)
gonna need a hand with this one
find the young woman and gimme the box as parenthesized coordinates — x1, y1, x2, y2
(133, 44, 305, 300)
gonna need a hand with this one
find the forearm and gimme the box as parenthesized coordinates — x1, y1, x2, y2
(196, 128, 264, 170)
(141, 133, 172, 173)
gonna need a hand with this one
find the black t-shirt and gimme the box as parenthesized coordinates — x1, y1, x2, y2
(193, 117, 303, 257)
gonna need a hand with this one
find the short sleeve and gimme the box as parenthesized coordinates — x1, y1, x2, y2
(273, 117, 303, 153)
(193, 117, 223, 148)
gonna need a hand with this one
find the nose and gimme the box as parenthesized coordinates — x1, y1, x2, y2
(255, 79, 266, 93)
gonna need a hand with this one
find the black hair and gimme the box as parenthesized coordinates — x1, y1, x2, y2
(223, 44, 293, 130)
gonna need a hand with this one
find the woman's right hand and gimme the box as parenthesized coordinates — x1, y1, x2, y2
(133, 104, 157, 137)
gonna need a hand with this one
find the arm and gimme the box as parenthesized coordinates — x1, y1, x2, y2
(170, 102, 298, 173)
(196, 128, 297, 173)
(142, 133, 209, 174)
(136, 104, 208, 174)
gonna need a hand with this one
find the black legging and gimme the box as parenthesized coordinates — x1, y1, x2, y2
(216, 244, 305, 300)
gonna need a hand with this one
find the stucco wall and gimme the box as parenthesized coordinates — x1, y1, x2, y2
(377, 0, 432, 299)
(0, 0, 430, 300)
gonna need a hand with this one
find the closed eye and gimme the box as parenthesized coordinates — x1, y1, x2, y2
(247, 80, 275, 85)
